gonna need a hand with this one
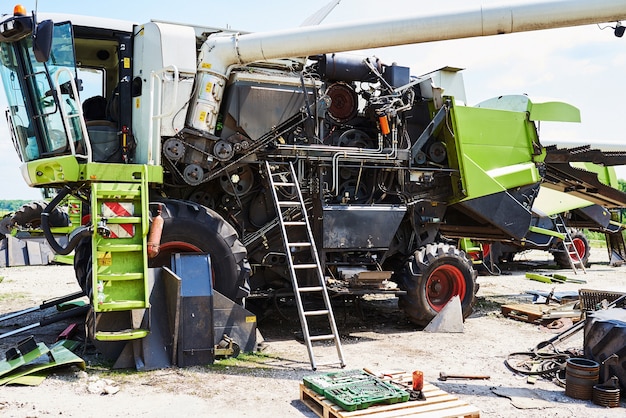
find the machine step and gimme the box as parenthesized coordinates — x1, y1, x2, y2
(95, 328, 149, 341)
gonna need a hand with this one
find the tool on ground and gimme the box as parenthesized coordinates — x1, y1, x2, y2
(0, 291, 85, 323)
(0, 305, 89, 340)
(438, 372, 490, 381)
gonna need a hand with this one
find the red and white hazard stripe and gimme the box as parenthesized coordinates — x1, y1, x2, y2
(101, 202, 135, 238)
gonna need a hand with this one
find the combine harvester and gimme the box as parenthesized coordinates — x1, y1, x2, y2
(1, 0, 626, 369)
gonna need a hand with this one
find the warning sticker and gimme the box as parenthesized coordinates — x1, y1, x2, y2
(101, 202, 135, 238)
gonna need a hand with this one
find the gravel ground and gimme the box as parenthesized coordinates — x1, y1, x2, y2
(0, 247, 625, 417)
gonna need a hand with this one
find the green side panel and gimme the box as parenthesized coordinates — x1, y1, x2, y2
(529, 101, 580, 122)
(447, 104, 541, 202)
(23, 155, 82, 185)
(476, 95, 581, 122)
(0, 341, 85, 386)
(83, 162, 163, 184)
(533, 187, 593, 217)
(22, 157, 163, 186)
(0, 343, 49, 378)
(571, 162, 618, 188)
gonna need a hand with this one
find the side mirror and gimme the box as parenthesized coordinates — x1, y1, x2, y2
(33, 19, 53, 63)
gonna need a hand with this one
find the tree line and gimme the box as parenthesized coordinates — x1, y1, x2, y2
(0, 200, 35, 213)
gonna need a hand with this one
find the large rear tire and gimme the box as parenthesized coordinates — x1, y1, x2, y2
(397, 243, 477, 327)
(553, 230, 590, 268)
(148, 199, 250, 302)
(74, 199, 250, 303)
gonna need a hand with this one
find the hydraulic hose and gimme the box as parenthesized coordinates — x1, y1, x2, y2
(41, 187, 91, 255)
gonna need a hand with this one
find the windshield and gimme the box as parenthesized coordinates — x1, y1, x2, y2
(0, 21, 85, 162)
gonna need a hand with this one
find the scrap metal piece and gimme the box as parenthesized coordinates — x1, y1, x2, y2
(438, 372, 490, 381)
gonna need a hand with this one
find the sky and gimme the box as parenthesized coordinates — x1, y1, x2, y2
(0, 0, 625, 199)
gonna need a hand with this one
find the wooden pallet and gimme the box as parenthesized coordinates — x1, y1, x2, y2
(501, 303, 552, 324)
(300, 381, 480, 418)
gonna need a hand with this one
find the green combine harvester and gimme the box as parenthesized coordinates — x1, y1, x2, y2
(1, 0, 626, 368)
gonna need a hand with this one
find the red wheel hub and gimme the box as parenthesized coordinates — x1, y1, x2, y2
(426, 264, 467, 312)
(570, 238, 586, 262)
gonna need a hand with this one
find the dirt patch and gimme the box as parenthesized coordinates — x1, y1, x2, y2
(1, 249, 625, 417)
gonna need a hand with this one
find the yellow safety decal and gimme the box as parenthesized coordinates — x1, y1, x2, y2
(199, 111, 207, 122)
(201, 62, 212, 69)
(135, 98, 140, 108)
(123, 57, 130, 69)
(98, 252, 112, 266)
(205, 82, 213, 93)
(245, 316, 257, 323)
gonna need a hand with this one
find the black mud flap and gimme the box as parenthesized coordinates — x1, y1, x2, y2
(448, 184, 539, 240)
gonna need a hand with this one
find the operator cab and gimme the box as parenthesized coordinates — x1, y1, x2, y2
(0, 6, 134, 166)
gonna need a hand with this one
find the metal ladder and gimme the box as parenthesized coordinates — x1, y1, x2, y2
(265, 161, 345, 370)
(90, 171, 151, 341)
(555, 215, 586, 274)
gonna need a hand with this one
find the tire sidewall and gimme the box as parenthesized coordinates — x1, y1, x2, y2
(398, 244, 477, 326)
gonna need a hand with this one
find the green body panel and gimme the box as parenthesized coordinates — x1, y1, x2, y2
(572, 162, 618, 188)
(476, 94, 581, 123)
(447, 104, 541, 203)
(533, 187, 593, 217)
(23, 157, 163, 186)
(529, 101, 580, 122)
(22, 155, 82, 185)
(0, 341, 85, 386)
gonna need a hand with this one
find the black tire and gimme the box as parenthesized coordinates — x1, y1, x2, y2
(553, 230, 590, 268)
(11, 201, 69, 228)
(148, 199, 250, 302)
(396, 243, 477, 327)
(0, 214, 12, 240)
(74, 237, 93, 296)
(74, 199, 250, 303)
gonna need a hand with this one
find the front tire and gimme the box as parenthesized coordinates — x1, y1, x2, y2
(397, 243, 477, 327)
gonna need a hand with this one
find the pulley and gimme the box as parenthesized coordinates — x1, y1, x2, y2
(183, 164, 204, 185)
(213, 140, 235, 161)
(163, 137, 185, 162)
(326, 82, 358, 123)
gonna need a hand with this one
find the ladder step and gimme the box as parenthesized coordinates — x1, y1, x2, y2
(95, 328, 149, 341)
(287, 242, 312, 247)
(283, 221, 306, 226)
(278, 201, 301, 207)
(104, 217, 142, 224)
(96, 300, 148, 311)
(293, 264, 319, 270)
(96, 244, 144, 252)
(97, 273, 144, 281)
(298, 286, 324, 293)
(96, 191, 142, 199)
(304, 309, 330, 316)
(273, 182, 295, 187)
(309, 334, 336, 342)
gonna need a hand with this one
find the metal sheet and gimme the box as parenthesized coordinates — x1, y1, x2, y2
(213, 290, 257, 353)
(171, 253, 214, 367)
(322, 205, 406, 249)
